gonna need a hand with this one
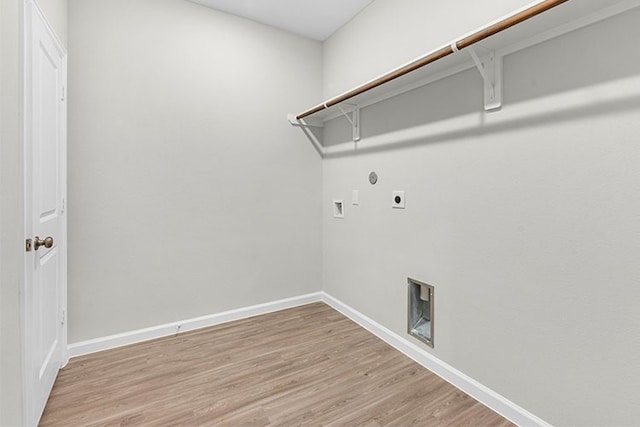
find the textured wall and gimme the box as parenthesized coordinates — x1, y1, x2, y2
(67, 0, 323, 342)
(322, 2, 640, 425)
(322, 0, 530, 99)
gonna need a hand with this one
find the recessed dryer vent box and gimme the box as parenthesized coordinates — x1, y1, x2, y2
(408, 278, 434, 347)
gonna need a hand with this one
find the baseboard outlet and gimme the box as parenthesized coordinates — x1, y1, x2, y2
(320, 292, 551, 427)
(68, 292, 323, 358)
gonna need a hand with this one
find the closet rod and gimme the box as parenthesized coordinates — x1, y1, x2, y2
(297, 0, 569, 120)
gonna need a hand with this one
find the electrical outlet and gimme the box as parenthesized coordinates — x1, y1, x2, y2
(392, 191, 405, 209)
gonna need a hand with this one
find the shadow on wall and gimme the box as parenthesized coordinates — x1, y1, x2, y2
(321, 8, 640, 157)
(301, 126, 324, 157)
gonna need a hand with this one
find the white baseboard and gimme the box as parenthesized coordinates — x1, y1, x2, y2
(68, 290, 548, 426)
(68, 292, 323, 358)
(320, 292, 551, 427)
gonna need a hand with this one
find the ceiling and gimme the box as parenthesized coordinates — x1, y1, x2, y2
(187, 0, 374, 41)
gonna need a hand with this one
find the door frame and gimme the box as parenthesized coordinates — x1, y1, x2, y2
(21, 0, 68, 424)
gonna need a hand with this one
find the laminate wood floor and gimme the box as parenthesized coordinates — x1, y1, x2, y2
(40, 303, 514, 426)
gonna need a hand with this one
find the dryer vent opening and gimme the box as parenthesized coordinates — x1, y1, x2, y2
(408, 278, 434, 348)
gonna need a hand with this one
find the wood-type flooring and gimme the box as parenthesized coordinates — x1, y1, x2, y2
(40, 303, 513, 426)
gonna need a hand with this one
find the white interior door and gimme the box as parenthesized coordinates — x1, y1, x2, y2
(23, 1, 67, 425)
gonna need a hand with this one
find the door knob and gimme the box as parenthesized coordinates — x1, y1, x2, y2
(34, 236, 54, 250)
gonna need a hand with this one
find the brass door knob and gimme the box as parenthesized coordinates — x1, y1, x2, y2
(34, 236, 54, 250)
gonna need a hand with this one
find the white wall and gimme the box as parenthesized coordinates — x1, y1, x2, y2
(67, 0, 323, 343)
(322, 0, 529, 99)
(322, 2, 640, 426)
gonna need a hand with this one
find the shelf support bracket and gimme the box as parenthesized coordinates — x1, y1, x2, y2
(287, 113, 324, 128)
(467, 47, 502, 111)
(337, 104, 360, 142)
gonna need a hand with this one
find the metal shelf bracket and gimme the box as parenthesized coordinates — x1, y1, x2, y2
(337, 103, 360, 142)
(467, 46, 503, 111)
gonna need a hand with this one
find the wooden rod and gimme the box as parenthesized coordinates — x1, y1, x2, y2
(297, 45, 453, 120)
(326, 46, 453, 110)
(456, 0, 569, 49)
(296, 0, 570, 121)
